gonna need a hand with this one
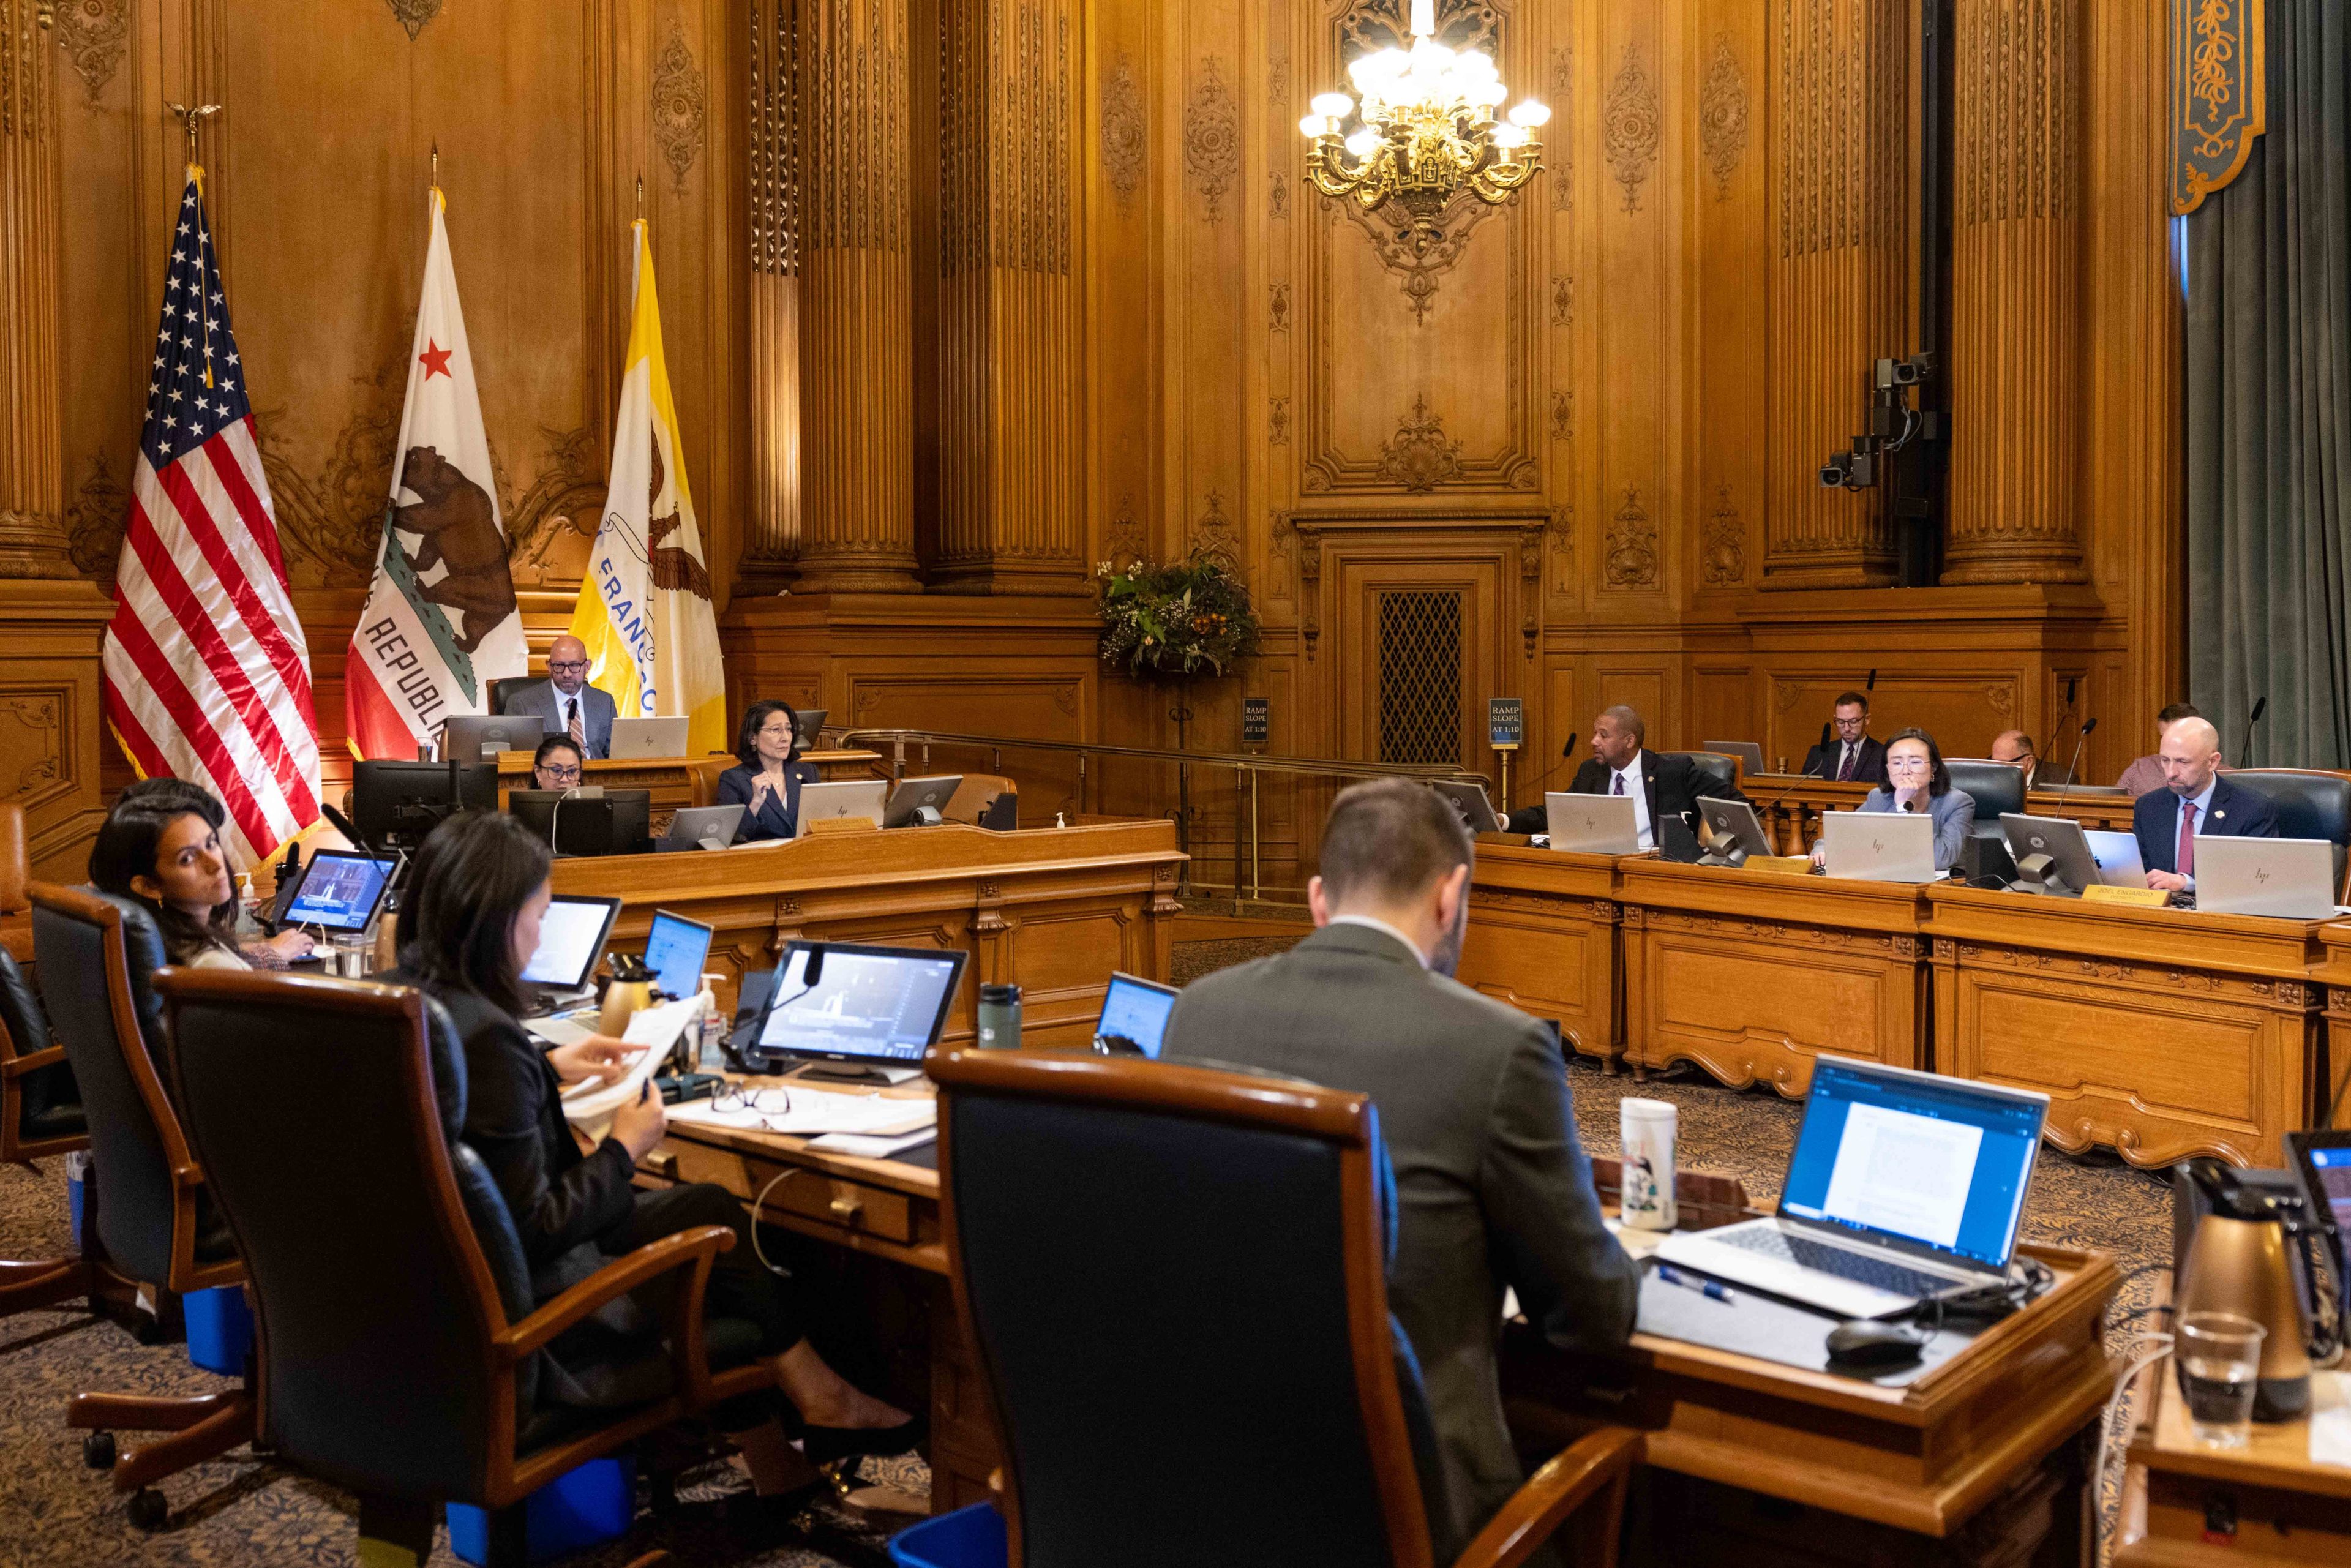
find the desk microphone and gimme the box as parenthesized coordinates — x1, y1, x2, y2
(2240, 696, 2267, 768)
(2052, 718, 2096, 819)
(746, 948, 828, 1071)
(320, 801, 412, 892)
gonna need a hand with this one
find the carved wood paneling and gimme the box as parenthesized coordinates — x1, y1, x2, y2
(746, 0, 801, 578)
(0, 0, 72, 579)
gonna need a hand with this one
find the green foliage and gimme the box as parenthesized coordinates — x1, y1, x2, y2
(1095, 550, 1261, 680)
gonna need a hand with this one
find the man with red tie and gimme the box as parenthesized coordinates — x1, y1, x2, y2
(2134, 715, 2279, 895)
(1799, 691, 1889, 784)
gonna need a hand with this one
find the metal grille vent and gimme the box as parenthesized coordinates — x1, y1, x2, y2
(1378, 591, 1463, 765)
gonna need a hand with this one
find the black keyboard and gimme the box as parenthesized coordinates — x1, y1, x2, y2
(1717, 1226, 1957, 1299)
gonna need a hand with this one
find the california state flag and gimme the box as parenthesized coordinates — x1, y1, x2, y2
(568, 219, 726, 753)
(345, 189, 527, 760)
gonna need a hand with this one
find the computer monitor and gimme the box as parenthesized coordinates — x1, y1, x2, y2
(641, 910, 715, 1002)
(1700, 740, 1766, 776)
(1697, 797, 1775, 864)
(519, 895, 621, 993)
(1998, 813, 2121, 896)
(663, 804, 745, 851)
(1095, 973, 1179, 1059)
(1777, 1056, 2047, 1274)
(352, 760, 500, 851)
(795, 709, 829, 746)
(1433, 779, 1503, 835)
(751, 940, 969, 1072)
(883, 775, 963, 828)
(279, 849, 397, 934)
(443, 713, 546, 764)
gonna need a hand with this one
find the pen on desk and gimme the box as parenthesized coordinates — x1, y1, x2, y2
(1654, 1263, 1736, 1304)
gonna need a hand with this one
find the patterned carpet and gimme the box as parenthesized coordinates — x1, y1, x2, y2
(0, 928, 2169, 1566)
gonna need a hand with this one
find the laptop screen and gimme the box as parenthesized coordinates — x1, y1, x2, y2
(2306, 1144, 2351, 1238)
(1777, 1059, 2046, 1271)
(756, 942, 967, 1064)
(520, 896, 620, 989)
(642, 910, 714, 1002)
(1095, 973, 1178, 1058)
(282, 850, 395, 933)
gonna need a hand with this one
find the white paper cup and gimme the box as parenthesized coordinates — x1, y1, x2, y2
(1619, 1097, 1678, 1231)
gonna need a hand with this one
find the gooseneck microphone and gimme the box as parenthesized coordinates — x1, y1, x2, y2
(2240, 697, 2268, 768)
(2053, 718, 2097, 818)
(321, 802, 374, 853)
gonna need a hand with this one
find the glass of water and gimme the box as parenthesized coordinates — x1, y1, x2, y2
(2177, 1311, 2265, 1449)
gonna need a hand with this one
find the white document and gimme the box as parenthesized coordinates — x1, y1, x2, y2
(1820, 1101, 1982, 1248)
(667, 1089, 937, 1139)
(558, 1042, 664, 1141)
(2312, 1371, 2351, 1469)
(620, 996, 702, 1053)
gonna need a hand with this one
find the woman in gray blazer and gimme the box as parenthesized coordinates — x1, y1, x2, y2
(1838, 726, 1974, 872)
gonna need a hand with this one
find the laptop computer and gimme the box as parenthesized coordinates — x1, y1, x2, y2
(443, 713, 546, 764)
(1094, 972, 1180, 1058)
(748, 940, 970, 1084)
(277, 849, 397, 934)
(517, 894, 622, 1016)
(1652, 1056, 2049, 1320)
(2195, 836, 2339, 919)
(663, 803, 746, 851)
(1434, 779, 1504, 835)
(794, 779, 888, 836)
(607, 716, 690, 759)
(1700, 741, 1765, 776)
(1543, 793, 1641, 853)
(1697, 797, 1777, 864)
(1818, 811, 1937, 882)
(640, 909, 715, 1002)
(883, 775, 964, 828)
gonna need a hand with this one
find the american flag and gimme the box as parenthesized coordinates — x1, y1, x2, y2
(101, 171, 320, 866)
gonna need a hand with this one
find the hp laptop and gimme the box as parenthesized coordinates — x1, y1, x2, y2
(1697, 797, 1777, 864)
(1543, 793, 1641, 854)
(2196, 836, 2339, 919)
(1654, 1057, 2049, 1320)
(1818, 811, 1937, 882)
(1093, 972, 1180, 1058)
(607, 716, 690, 759)
(517, 894, 622, 1017)
(883, 775, 964, 828)
(663, 803, 745, 851)
(1434, 779, 1504, 835)
(793, 779, 888, 836)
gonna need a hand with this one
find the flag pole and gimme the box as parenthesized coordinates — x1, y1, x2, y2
(164, 101, 224, 388)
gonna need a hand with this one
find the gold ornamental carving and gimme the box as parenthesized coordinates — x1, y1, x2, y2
(1698, 34, 1749, 200)
(384, 0, 442, 41)
(1183, 55, 1240, 223)
(1192, 490, 1242, 565)
(2170, 0, 2266, 215)
(1603, 487, 1657, 589)
(1702, 484, 1745, 587)
(1601, 43, 1659, 214)
(1100, 50, 1145, 205)
(653, 21, 707, 195)
(54, 0, 125, 105)
(1376, 397, 1465, 492)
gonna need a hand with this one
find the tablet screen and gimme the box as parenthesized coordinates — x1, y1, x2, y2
(282, 850, 396, 933)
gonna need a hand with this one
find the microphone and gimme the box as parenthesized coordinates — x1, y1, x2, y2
(2240, 696, 2267, 769)
(2053, 718, 2097, 819)
(321, 802, 373, 853)
(1866, 669, 1878, 690)
(1815, 720, 1833, 777)
(748, 946, 828, 1070)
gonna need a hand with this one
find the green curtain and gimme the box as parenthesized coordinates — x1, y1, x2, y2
(2186, 1, 2351, 767)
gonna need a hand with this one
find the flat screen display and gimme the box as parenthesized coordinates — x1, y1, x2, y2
(282, 850, 396, 933)
(754, 942, 966, 1064)
(1095, 973, 1179, 1058)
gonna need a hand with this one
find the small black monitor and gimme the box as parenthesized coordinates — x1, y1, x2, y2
(794, 708, 829, 747)
(508, 788, 652, 857)
(750, 941, 967, 1073)
(443, 713, 546, 765)
(353, 760, 499, 851)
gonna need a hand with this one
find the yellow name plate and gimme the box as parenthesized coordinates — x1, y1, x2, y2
(2082, 883, 2171, 908)
(1744, 855, 1815, 874)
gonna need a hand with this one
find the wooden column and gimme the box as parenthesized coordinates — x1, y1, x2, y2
(744, 0, 804, 591)
(933, 0, 1086, 596)
(0, 0, 73, 580)
(1762, 0, 1907, 590)
(1941, 0, 2086, 585)
(795, 0, 921, 592)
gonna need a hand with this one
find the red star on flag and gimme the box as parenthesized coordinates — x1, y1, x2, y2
(418, 339, 453, 379)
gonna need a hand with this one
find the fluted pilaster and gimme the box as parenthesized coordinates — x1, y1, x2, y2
(0, 0, 73, 580)
(1941, 0, 2086, 585)
(1763, 0, 1907, 590)
(796, 0, 920, 592)
(744, 0, 804, 583)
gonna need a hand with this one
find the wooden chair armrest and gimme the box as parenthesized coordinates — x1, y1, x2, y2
(173, 1159, 207, 1188)
(0, 1044, 65, 1078)
(1452, 1426, 1643, 1568)
(659, 1231, 728, 1412)
(499, 1226, 735, 1361)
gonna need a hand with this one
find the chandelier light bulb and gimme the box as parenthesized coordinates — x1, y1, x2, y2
(1409, 0, 1436, 38)
(1490, 123, 1529, 151)
(1344, 128, 1382, 159)
(1473, 81, 1510, 108)
(1299, 113, 1331, 139)
(1311, 92, 1354, 121)
(1507, 99, 1551, 129)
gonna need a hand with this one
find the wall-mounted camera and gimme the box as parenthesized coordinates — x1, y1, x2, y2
(1820, 353, 1938, 493)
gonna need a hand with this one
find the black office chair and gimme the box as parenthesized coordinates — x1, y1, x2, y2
(1662, 751, 1740, 795)
(1946, 759, 2026, 840)
(487, 675, 539, 718)
(154, 967, 779, 1566)
(931, 1048, 1640, 1568)
(2227, 769, 2351, 889)
(29, 883, 253, 1528)
(0, 942, 99, 1318)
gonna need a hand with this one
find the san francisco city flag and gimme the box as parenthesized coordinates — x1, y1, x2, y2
(567, 219, 724, 752)
(345, 187, 527, 760)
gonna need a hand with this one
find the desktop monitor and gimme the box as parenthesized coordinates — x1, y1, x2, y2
(279, 849, 397, 934)
(794, 709, 829, 746)
(443, 713, 546, 764)
(642, 910, 716, 1002)
(353, 760, 500, 851)
(750, 941, 969, 1071)
(1433, 779, 1503, 835)
(1997, 813, 2124, 896)
(883, 775, 964, 828)
(508, 789, 652, 858)
(1095, 973, 1179, 1058)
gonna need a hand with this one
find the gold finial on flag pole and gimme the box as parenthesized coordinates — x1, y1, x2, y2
(165, 101, 225, 389)
(432, 140, 440, 190)
(636, 173, 644, 219)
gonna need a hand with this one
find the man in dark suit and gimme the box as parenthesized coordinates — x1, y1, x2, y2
(1163, 780, 1637, 1562)
(503, 634, 617, 759)
(1503, 704, 1749, 842)
(1801, 690, 1889, 783)
(1991, 729, 2071, 790)
(2133, 715, 2279, 893)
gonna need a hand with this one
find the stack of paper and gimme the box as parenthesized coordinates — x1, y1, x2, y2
(667, 1088, 937, 1140)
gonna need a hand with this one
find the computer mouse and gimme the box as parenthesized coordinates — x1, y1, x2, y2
(1823, 1319, 1931, 1370)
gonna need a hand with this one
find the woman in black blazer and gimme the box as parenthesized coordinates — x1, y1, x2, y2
(716, 702, 821, 842)
(389, 812, 918, 1502)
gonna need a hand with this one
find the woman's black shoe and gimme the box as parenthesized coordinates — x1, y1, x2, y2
(803, 1414, 928, 1466)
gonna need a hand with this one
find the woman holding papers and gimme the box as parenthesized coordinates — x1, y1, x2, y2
(389, 811, 921, 1518)
(1812, 727, 1975, 872)
(716, 702, 821, 842)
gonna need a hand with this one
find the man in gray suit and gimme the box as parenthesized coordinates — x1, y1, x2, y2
(1162, 779, 1637, 1561)
(502, 634, 616, 759)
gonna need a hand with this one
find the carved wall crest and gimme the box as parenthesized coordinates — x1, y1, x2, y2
(1104, 493, 1146, 570)
(56, 0, 127, 105)
(1269, 512, 1296, 595)
(1549, 43, 1573, 211)
(1269, 280, 1291, 332)
(1602, 43, 1660, 214)
(1550, 272, 1573, 328)
(1269, 396, 1291, 445)
(1337, 193, 1505, 325)
(1101, 50, 1146, 204)
(1699, 34, 1749, 200)
(1183, 56, 1240, 222)
(653, 22, 707, 193)
(1548, 505, 1575, 573)
(1376, 397, 1464, 493)
(1550, 391, 1572, 443)
(1268, 45, 1289, 108)
(1268, 168, 1290, 219)
(1604, 486, 1657, 588)
(1702, 483, 1745, 586)
(384, 0, 443, 40)
(1193, 490, 1242, 564)
(66, 453, 127, 583)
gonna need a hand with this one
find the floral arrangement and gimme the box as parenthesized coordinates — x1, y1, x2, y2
(1096, 550, 1261, 680)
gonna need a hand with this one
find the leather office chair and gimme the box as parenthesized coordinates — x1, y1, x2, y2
(29, 883, 253, 1528)
(0, 801, 33, 960)
(931, 1048, 1640, 1567)
(486, 676, 538, 719)
(0, 941, 99, 1318)
(1945, 759, 2027, 843)
(1661, 751, 1739, 794)
(154, 967, 778, 1566)
(2226, 769, 2351, 888)
(943, 774, 1018, 830)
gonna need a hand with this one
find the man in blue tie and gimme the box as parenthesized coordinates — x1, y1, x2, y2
(2133, 715, 2279, 894)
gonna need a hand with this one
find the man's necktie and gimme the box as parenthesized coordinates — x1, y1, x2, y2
(1837, 745, 1856, 782)
(2178, 800, 2197, 877)
(1612, 773, 1624, 796)
(567, 697, 585, 752)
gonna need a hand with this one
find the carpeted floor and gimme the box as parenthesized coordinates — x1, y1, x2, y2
(0, 928, 2169, 1566)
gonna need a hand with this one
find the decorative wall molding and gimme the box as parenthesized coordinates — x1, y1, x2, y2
(384, 0, 442, 41)
(1604, 486, 1658, 588)
(1550, 391, 1571, 443)
(1269, 396, 1290, 445)
(1104, 493, 1146, 569)
(1337, 190, 1503, 325)
(1550, 42, 1573, 211)
(54, 0, 126, 106)
(1376, 397, 1465, 493)
(1269, 280, 1291, 332)
(1192, 490, 1241, 564)
(1602, 43, 1660, 214)
(1699, 33, 1749, 200)
(1183, 54, 1240, 222)
(1701, 482, 1745, 587)
(2169, 0, 2265, 214)
(652, 21, 707, 195)
(1267, 167, 1289, 219)
(1550, 272, 1573, 328)
(64, 454, 125, 582)
(1100, 49, 1145, 204)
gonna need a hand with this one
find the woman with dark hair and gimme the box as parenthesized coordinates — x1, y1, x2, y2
(89, 800, 249, 968)
(1813, 725, 1975, 872)
(715, 702, 819, 843)
(528, 733, 586, 793)
(106, 779, 316, 966)
(391, 811, 916, 1510)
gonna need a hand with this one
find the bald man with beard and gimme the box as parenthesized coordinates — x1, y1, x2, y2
(503, 634, 618, 759)
(2132, 715, 2280, 895)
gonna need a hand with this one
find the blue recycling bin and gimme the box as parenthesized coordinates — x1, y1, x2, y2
(447, 1457, 636, 1565)
(889, 1502, 1007, 1568)
(182, 1285, 252, 1375)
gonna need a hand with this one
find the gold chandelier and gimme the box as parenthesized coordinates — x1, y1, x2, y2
(1298, 0, 1549, 235)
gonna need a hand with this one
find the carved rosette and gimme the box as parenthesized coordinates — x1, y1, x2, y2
(1698, 34, 1749, 200)
(1376, 397, 1465, 493)
(1602, 43, 1660, 214)
(1100, 50, 1145, 204)
(1183, 55, 1239, 222)
(384, 0, 442, 40)
(55, 0, 125, 105)
(653, 23, 707, 194)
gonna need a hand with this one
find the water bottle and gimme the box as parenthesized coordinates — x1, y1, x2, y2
(977, 983, 1023, 1049)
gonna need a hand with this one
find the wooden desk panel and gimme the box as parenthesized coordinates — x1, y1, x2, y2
(548, 820, 1183, 1050)
(1615, 860, 1932, 1095)
(1924, 886, 2328, 1167)
(1458, 842, 1624, 1068)
(2304, 923, 2351, 1132)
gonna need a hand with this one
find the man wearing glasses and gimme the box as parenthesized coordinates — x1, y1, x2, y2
(503, 633, 617, 759)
